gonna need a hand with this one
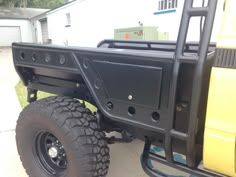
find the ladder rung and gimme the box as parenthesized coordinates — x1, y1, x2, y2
(188, 7, 208, 16)
(179, 55, 198, 63)
(170, 130, 188, 141)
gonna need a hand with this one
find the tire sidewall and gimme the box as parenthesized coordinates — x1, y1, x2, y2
(16, 104, 80, 177)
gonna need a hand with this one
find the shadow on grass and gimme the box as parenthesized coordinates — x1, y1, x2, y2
(15, 81, 54, 108)
(15, 80, 97, 112)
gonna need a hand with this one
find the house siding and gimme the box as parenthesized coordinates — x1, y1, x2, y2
(46, 0, 225, 47)
(46, 0, 158, 47)
(0, 19, 33, 45)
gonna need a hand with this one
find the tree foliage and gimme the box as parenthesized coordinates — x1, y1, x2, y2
(0, 0, 64, 9)
(28, 0, 64, 9)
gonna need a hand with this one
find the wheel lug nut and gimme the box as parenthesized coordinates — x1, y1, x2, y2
(48, 147, 58, 158)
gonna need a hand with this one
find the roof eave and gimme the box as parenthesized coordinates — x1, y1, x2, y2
(30, 11, 48, 21)
(47, 0, 83, 15)
(0, 17, 29, 20)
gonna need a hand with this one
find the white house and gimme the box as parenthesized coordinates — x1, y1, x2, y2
(152, 0, 225, 42)
(0, 8, 48, 46)
(30, 12, 48, 44)
(36, 0, 225, 48)
(0, 0, 225, 47)
(43, 0, 158, 47)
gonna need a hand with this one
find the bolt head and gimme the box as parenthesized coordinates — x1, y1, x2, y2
(128, 95, 133, 100)
(48, 147, 58, 158)
(107, 102, 113, 110)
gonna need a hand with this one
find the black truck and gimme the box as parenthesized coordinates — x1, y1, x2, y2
(12, 0, 226, 177)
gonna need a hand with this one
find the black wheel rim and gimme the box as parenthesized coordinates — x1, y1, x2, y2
(34, 131, 67, 175)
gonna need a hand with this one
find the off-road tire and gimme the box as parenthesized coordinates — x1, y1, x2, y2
(16, 96, 110, 177)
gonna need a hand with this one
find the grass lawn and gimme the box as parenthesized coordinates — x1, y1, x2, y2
(15, 81, 53, 108)
(15, 80, 97, 112)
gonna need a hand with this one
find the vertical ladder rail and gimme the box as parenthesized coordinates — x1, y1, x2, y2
(140, 0, 219, 176)
(165, 0, 193, 163)
(186, 0, 218, 167)
(165, 0, 218, 167)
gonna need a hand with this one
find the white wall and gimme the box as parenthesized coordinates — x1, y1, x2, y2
(0, 19, 33, 43)
(186, 0, 225, 42)
(31, 20, 43, 43)
(47, 0, 225, 47)
(47, 0, 159, 47)
(152, 0, 225, 42)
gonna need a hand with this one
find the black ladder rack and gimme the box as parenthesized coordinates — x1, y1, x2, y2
(140, 0, 223, 176)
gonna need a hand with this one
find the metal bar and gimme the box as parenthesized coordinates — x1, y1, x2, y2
(188, 7, 208, 16)
(175, 0, 193, 57)
(164, 0, 194, 164)
(170, 130, 188, 141)
(141, 139, 226, 177)
(148, 153, 225, 177)
(179, 54, 198, 61)
(97, 40, 216, 55)
(186, 0, 218, 167)
(141, 139, 168, 177)
(97, 39, 178, 47)
(98, 39, 216, 47)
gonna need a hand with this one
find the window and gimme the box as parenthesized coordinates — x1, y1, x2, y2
(164, 0, 167, 9)
(65, 13, 71, 27)
(168, 0, 172, 8)
(158, 0, 177, 11)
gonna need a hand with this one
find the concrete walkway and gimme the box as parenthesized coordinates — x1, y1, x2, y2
(0, 48, 21, 131)
(0, 47, 27, 177)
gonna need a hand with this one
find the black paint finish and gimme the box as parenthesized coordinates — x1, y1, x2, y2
(12, 0, 219, 175)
